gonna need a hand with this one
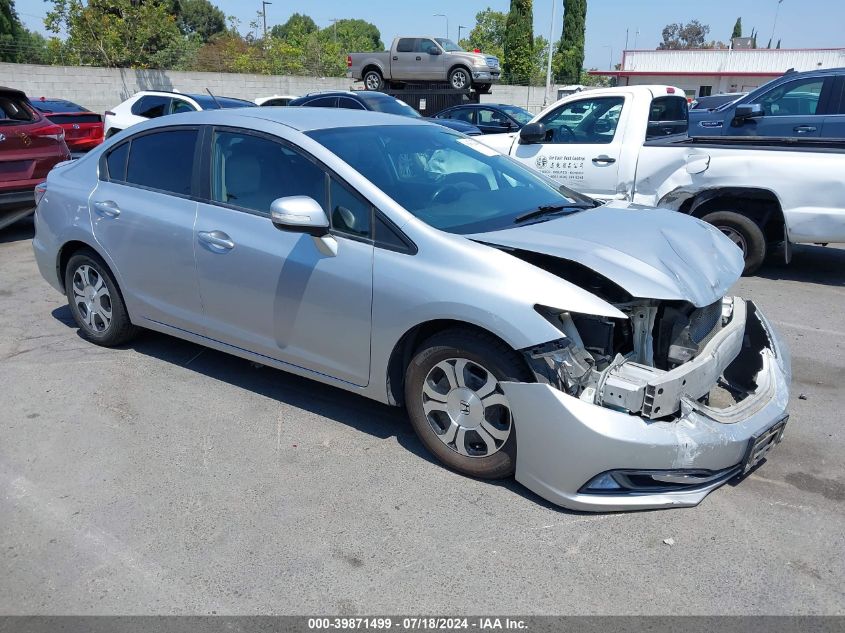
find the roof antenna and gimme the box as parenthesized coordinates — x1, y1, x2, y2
(206, 88, 222, 108)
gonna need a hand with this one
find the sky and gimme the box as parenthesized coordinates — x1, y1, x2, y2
(13, 0, 845, 70)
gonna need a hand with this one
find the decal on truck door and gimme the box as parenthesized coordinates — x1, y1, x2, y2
(536, 154, 586, 182)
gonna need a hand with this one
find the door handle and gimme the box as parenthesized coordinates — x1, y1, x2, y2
(392, 56, 398, 61)
(794, 125, 817, 133)
(592, 156, 616, 165)
(93, 200, 120, 217)
(198, 230, 234, 251)
(415, 56, 422, 61)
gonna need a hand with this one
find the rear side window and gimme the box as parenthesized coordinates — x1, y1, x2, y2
(302, 96, 337, 108)
(106, 142, 129, 181)
(125, 130, 197, 195)
(396, 38, 415, 53)
(131, 96, 171, 119)
(647, 96, 688, 139)
(338, 97, 366, 110)
(0, 94, 36, 123)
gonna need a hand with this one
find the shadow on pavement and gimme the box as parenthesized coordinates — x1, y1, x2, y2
(0, 215, 35, 244)
(759, 243, 844, 287)
(50, 304, 580, 513)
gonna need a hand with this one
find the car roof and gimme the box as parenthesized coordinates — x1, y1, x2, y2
(150, 107, 432, 132)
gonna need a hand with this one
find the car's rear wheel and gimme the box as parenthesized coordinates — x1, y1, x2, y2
(363, 70, 384, 91)
(64, 250, 138, 346)
(449, 67, 472, 90)
(701, 210, 766, 275)
(404, 329, 531, 479)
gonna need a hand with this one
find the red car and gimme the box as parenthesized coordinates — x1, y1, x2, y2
(1, 87, 71, 229)
(33, 97, 104, 152)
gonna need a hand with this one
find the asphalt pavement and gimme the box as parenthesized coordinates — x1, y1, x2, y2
(1, 217, 843, 615)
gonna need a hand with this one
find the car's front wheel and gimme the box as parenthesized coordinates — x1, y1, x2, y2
(404, 329, 531, 479)
(448, 67, 472, 90)
(64, 250, 138, 346)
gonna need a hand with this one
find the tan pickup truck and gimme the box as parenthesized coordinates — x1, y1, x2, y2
(346, 36, 501, 93)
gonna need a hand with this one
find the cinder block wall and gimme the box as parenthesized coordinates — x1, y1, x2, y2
(1, 62, 560, 114)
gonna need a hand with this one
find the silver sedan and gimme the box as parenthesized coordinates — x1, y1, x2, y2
(32, 108, 791, 511)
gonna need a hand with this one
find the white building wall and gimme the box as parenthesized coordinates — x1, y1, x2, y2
(622, 48, 845, 74)
(620, 74, 771, 97)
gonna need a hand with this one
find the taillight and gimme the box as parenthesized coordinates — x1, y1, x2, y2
(666, 87, 676, 94)
(34, 182, 47, 206)
(33, 124, 65, 141)
(346, 55, 352, 68)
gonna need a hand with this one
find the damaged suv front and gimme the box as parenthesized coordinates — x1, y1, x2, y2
(476, 203, 791, 511)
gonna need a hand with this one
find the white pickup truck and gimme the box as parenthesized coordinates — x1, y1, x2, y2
(480, 85, 845, 273)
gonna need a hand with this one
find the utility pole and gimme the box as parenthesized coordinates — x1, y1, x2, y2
(330, 18, 339, 43)
(769, 0, 783, 46)
(434, 13, 449, 39)
(261, 0, 272, 37)
(544, 0, 557, 106)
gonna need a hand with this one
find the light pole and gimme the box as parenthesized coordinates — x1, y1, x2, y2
(544, 0, 557, 106)
(458, 25, 469, 43)
(329, 18, 339, 43)
(261, 0, 272, 37)
(434, 14, 449, 39)
(769, 0, 784, 46)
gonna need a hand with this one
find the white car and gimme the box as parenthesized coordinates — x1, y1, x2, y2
(104, 90, 255, 137)
(255, 95, 299, 107)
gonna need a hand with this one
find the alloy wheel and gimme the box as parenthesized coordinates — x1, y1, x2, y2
(72, 264, 112, 333)
(421, 358, 512, 457)
(718, 225, 748, 257)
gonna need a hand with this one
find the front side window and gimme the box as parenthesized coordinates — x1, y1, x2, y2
(210, 131, 326, 215)
(416, 38, 439, 54)
(539, 96, 624, 144)
(478, 108, 509, 126)
(434, 38, 463, 52)
(308, 125, 590, 235)
(338, 97, 366, 110)
(132, 96, 171, 119)
(759, 78, 824, 116)
(125, 129, 197, 195)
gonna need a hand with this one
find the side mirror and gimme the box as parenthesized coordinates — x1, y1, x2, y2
(734, 103, 763, 121)
(270, 196, 329, 237)
(428, 47, 442, 55)
(519, 122, 546, 144)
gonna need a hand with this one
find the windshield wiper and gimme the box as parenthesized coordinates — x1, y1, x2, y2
(514, 203, 594, 224)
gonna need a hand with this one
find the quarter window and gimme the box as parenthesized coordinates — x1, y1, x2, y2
(329, 178, 371, 238)
(539, 96, 624, 144)
(210, 131, 326, 214)
(170, 99, 196, 114)
(131, 95, 171, 119)
(105, 142, 129, 181)
(125, 129, 197, 195)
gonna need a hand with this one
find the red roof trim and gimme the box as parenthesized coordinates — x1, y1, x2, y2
(589, 70, 785, 77)
(621, 47, 845, 53)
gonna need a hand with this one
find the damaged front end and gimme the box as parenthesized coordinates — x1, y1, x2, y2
(508, 297, 791, 512)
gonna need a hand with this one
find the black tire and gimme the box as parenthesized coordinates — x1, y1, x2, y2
(64, 249, 139, 346)
(363, 69, 384, 91)
(448, 67, 472, 91)
(701, 210, 767, 275)
(404, 328, 532, 480)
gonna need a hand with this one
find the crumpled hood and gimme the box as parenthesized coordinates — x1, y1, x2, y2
(469, 201, 743, 307)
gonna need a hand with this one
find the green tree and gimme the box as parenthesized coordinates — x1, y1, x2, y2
(658, 20, 710, 49)
(270, 12, 317, 41)
(503, 0, 533, 84)
(554, 0, 587, 84)
(731, 17, 742, 40)
(174, 0, 225, 42)
(1, 0, 51, 62)
(45, 0, 185, 68)
(326, 18, 382, 53)
(459, 7, 507, 61)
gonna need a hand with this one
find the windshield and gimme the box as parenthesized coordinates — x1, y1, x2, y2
(499, 105, 533, 124)
(361, 95, 421, 117)
(307, 124, 590, 234)
(435, 38, 463, 52)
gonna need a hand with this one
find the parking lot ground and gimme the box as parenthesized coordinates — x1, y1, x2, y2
(1, 217, 844, 615)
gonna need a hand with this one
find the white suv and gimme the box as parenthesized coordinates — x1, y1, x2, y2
(104, 91, 255, 137)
